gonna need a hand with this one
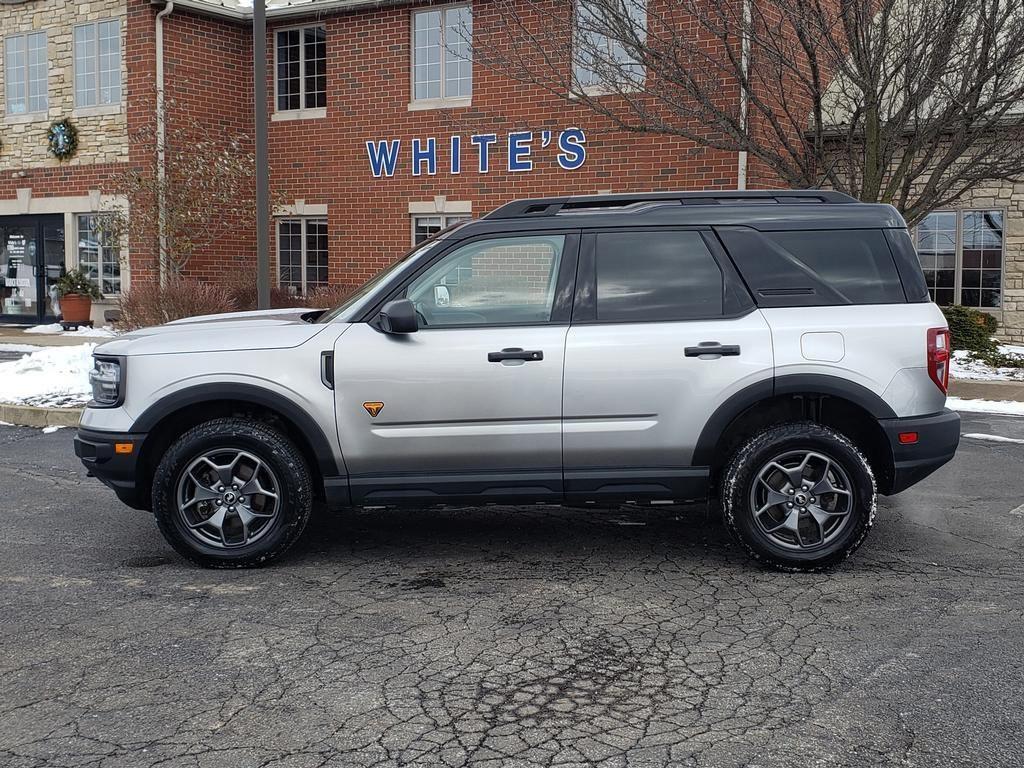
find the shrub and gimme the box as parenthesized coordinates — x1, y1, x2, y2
(940, 305, 998, 353)
(55, 268, 103, 300)
(117, 278, 235, 330)
(223, 275, 356, 311)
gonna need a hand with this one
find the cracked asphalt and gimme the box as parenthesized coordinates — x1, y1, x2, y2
(1, 415, 1022, 768)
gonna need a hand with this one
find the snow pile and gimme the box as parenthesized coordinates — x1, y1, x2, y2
(947, 397, 1024, 416)
(0, 344, 95, 408)
(951, 344, 1024, 381)
(24, 323, 118, 338)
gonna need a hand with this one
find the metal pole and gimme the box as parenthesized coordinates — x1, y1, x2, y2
(254, 0, 271, 309)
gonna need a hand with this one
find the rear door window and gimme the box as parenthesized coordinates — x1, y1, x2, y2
(594, 231, 724, 322)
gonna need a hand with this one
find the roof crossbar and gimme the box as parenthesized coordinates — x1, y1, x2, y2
(485, 190, 857, 219)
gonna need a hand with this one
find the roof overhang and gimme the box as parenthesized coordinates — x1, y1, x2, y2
(150, 0, 406, 22)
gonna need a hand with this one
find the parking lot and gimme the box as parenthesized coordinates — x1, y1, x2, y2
(1, 414, 1022, 768)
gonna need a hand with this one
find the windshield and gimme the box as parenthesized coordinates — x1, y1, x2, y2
(317, 241, 435, 323)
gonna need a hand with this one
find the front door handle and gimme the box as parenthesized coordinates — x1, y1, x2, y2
(685, 342, 741, 358)
(488, 347, 544, 363)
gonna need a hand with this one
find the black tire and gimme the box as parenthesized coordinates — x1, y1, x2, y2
(721, 422, 875, 571)
(151, 417, 313, 568)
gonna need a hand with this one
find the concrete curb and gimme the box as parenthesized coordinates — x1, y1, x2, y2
(0, 404, 82, 429)
(949, 379, 1024, 402)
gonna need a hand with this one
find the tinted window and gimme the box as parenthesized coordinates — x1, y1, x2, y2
(595, 231, 723, 322)
(763, 230, 905, 304)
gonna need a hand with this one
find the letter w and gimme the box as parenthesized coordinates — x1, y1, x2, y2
(366, 140, 401, 177)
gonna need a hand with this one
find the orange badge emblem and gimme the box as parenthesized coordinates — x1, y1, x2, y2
(363, 401, 384, 417)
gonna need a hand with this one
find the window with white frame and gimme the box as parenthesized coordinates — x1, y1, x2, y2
(573, 0, 646, 92)
(5, 31, 47, 115)
(915, 210, 1004, 309)
(74, 20, 121, 108)
(412, 214, 471, 245)
(412, 5, 472, 103)
(278, 218, 328, 294)
(276, 26, 326, 112)
(77, 215, 121, 295)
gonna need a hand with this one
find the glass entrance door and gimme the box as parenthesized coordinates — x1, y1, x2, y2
(0, 215, 65, 324)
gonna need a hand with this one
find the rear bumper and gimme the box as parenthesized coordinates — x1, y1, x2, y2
(879, 408, 960, 495)
(74, 428, 149, 510)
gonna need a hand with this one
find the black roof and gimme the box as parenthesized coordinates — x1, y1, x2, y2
(470, 190, 906, 232)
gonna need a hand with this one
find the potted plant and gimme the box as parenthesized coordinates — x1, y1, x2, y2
(55, 268, 103, 324)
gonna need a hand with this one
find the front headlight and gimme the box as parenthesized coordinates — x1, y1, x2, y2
(89, 356, 123, 407)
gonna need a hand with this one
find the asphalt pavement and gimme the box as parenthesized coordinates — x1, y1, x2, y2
(0, 414, 1022, 768)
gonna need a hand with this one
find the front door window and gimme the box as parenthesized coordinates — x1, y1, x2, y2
(0, 216, 65, 322)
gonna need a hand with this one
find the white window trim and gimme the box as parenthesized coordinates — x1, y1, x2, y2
(276, 217, 328, 294)
(73, 19, 122, 109)
(915, 208, 1006, 311)
(4, 30, 48, 117)
(273, 24, 326, 117)
(410, 201, 473, 246)
(74, 212, 127, 298)
(409, 3, 473, 110)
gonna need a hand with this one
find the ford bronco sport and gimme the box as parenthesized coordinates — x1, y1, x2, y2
(75, 191, 960, 570)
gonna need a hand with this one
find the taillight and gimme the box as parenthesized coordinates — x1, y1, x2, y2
(927, 327, 950, 394)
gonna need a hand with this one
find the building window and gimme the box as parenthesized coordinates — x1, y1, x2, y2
(74, 21, 121, 108)
(916, 210, 1003, 308)
(412, 214, 471, 245)
(276, 26, 326, 112)
(573, 0, 646, 93)
(278, 218, 328, 294)
(412, 5, 472, 103)
(77, 215, 121, 295)
(5, 31, 47, 115)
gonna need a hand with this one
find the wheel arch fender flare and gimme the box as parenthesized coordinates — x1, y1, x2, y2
(692, 374, 897, 466)
(131, 383, 341, 478)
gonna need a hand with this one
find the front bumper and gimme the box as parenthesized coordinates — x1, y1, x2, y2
(879, 408, 960, 495)
(74, 428, 149, 510)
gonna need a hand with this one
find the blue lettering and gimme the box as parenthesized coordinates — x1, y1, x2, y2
(471, 134, 497, 173)
(365, 139, 401, 178)
(411, 137, 436, 176)
(508, 131, 533, 172)
(557, 128, 587, 170)
(450, 135, 461, 174)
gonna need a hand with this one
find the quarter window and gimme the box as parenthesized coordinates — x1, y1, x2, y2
(77, 215, 121, 295)
(278, 218, 328, 294)
(406, 235, 564, 327)
(74, 21, 121, 108)
(276, 26, 326, 112)
(412, 214, 471, 245)
(595, 231, 722, 322)
(5, 31, 48, 115)
(916, 210, 1003, 308)
(574, 0, 646, 92)
(412, 5, 472, 102)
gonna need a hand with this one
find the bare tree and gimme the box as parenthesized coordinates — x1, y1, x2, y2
(471, 0, 1024, 223)
(99, 106, 257, 278)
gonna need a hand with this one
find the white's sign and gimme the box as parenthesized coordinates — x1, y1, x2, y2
(366, 128, 587, 178)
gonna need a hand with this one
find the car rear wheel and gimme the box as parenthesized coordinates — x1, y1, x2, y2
(152, 417, 313, 568)
(722, 422, 875, 571)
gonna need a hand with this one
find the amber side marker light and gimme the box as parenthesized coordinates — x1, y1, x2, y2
(114, 442, 134, 455)
(898, 432, 919, 445)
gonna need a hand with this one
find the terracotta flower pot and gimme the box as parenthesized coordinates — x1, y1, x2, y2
(61, 293, 93, 323)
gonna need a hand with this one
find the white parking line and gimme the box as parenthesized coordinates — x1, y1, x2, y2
(962, 433, 1024, 444)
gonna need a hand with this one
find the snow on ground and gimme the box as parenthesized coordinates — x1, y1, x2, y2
(0, 343, 43, 353)
(946, 396, 1024, 416)
(951, 344, 1024, 381)
(24, 323, 117, 338)
(0, 344, 94, 408)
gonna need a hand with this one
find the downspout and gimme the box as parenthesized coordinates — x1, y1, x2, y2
(737, 0, 751, 190)
(155, 1, 174, 285)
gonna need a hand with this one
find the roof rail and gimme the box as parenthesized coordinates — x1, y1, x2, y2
(484, 190, 858, 219)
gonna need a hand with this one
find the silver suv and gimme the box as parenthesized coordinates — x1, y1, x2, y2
(75, 191, 960, 570)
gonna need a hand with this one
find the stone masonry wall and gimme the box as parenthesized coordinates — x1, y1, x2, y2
(0, 0, 128, 171)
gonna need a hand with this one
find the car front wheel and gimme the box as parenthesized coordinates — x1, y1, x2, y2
(151, 417, 313, 568)
(721, 422, 876, 571)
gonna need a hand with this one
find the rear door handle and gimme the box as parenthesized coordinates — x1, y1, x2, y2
(488, 347, 544, 363)
(685, 342, 741, 358)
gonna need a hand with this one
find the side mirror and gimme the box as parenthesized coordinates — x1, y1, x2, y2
(377, 298, 418, 334)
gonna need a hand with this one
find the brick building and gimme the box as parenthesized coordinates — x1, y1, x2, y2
(0, 0, 1021, 339)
